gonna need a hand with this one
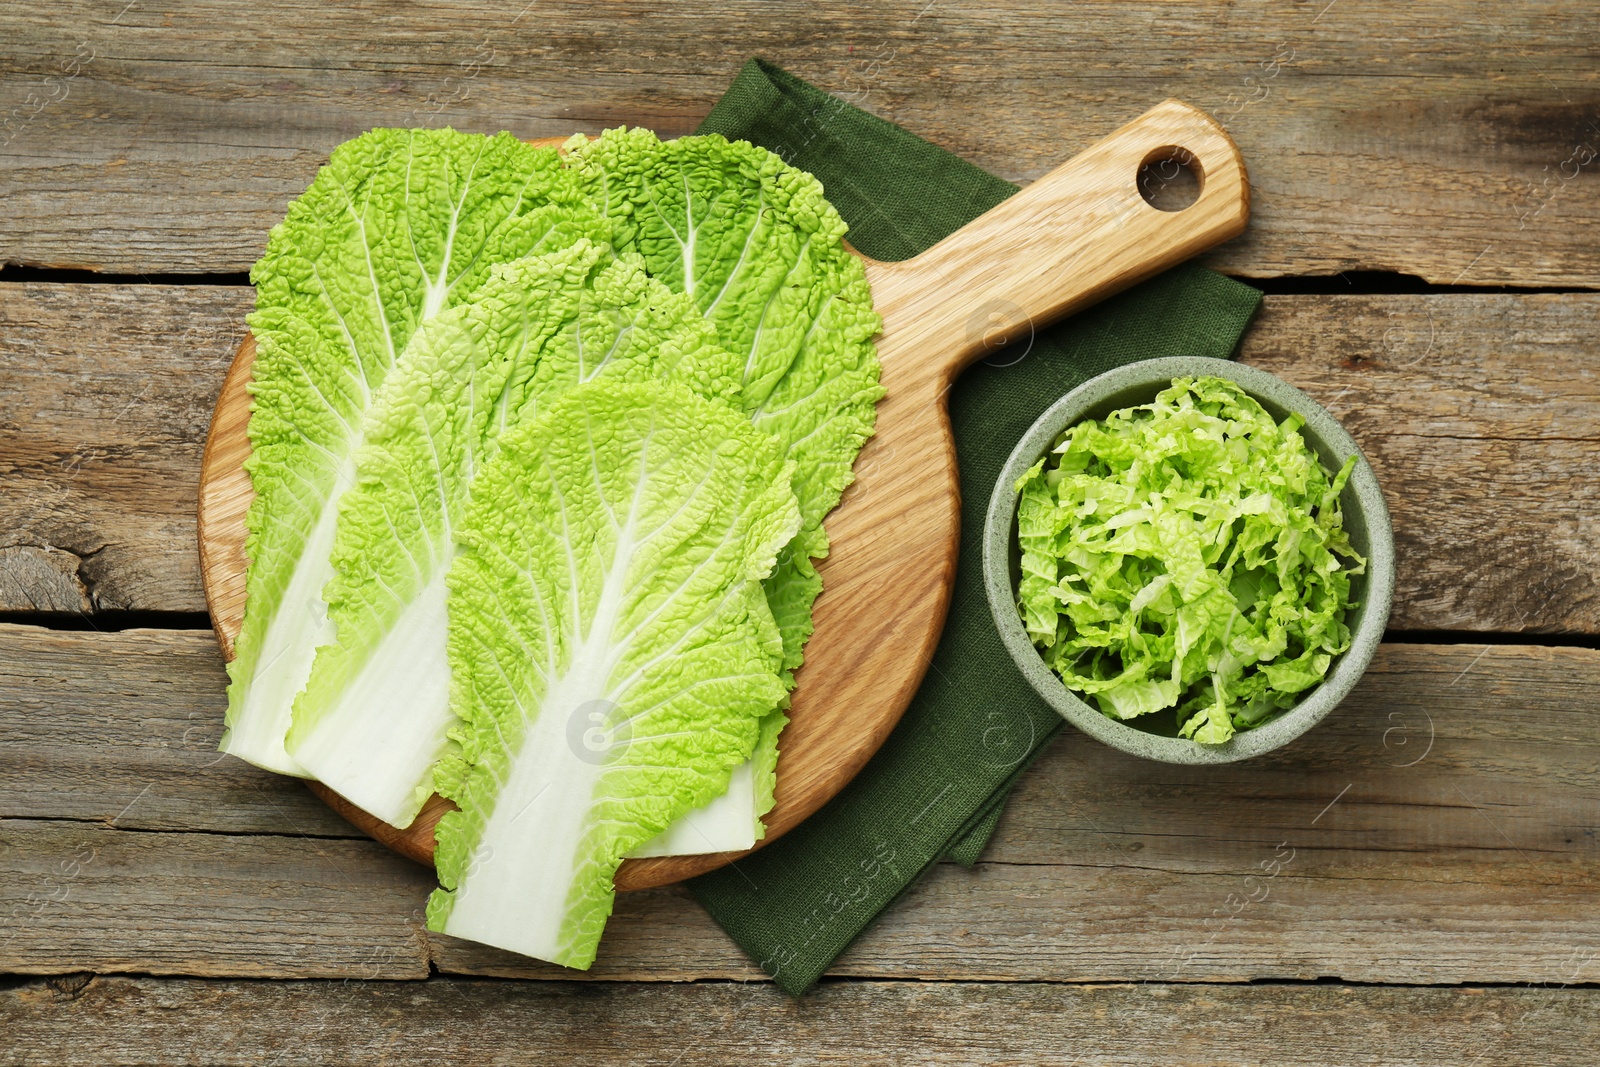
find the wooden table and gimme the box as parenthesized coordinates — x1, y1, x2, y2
(2, 2, 1596, 1063)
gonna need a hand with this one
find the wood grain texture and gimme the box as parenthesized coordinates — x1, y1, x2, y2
(0, 283, 252, 613)
(0, 810, 754, 981)
(194, 102, 1251, 887)
(8, 976, 1600, 1067)
(0, 623, 350, 836)
(2, 0, 1595, 1045)
(4, 627, 1595, 983)
(0, 819, 436, 979)
(1241, 295, 1600, 633)
(195, 339, 251, 657)
(411, 642, 1600, 985)
(1, 1, 1595, 285)
(7, 284, 1597, 633)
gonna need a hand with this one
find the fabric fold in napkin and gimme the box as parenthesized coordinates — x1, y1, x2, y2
(688, 58, 1263, 995)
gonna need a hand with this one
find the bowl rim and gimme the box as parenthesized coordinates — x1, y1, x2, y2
(982, 356, 1396, 764)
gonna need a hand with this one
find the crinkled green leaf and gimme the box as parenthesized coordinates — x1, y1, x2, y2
(425, 380, 799, 968)
(566, 128, 883, 674)
(225, 127, 598, 775)
(564, 128, 881, 849)
(286, 239, 741, 827)
(1015, 376, 1365, 745)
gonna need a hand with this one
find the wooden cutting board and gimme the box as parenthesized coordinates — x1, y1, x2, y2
(198, 99, 1248, 891)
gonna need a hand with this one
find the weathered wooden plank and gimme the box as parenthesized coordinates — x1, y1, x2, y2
(5, 283, 1596, 632)
(7, 975, 1600, 1066)
(994, 642, 1600, 865)
(0, 283, 250, 614)
(9, 812, 1592, 986)
(8, 625, 1593, 864)
(439, 643, 1600, 985)
(1241, 294, 1600, 634)
(0, 818, 754, 981)
(0, 0, 1595, 284)
(0, 623, 348, 835)
(0, 819, 436, 979)
(4, 625, 1596, 982)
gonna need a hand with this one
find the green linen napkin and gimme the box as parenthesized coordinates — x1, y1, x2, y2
(689, 58, 1263, 995)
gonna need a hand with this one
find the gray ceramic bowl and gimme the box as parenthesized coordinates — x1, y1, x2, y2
(983, 357, 1395, 764)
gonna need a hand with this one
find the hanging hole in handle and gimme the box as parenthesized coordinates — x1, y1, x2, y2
(1137, 146, 1204, 212)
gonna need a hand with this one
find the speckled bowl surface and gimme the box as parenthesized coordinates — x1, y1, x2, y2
(983, 356, 1395, 764)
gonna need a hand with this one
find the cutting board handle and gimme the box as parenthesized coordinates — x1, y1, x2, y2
(862, 98, 1249, 393)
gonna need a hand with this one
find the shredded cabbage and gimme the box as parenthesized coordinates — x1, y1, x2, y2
(1015, 376, 1365, 744)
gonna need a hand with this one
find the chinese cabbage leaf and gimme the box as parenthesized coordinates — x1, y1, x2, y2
(564, 128, 882, 851)
(565, 128, 883, 674)
(426, 379, 798, 968)
(286, 238, 741, 827)
(224, 127, 601, 775)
